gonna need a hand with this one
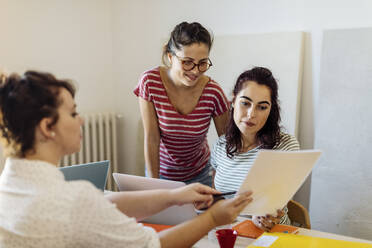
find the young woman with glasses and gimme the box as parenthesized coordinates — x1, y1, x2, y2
(134, 22, 229, 186)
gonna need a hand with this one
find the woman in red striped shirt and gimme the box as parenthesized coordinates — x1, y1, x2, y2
(134, 22, 229, 186)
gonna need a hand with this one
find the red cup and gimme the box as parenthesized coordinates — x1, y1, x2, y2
(215, 229, 238, 248)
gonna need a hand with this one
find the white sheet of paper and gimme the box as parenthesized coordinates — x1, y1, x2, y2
(251, 235, 279, 247)
(238, 149, 321, 216)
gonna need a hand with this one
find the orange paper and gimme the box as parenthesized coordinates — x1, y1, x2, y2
(142, 223, 174, 232)
(233, 220, 264, 238)
(233, 220, 298, 239)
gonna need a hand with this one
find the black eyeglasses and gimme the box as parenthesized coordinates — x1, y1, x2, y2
(173, 54, 213, 72)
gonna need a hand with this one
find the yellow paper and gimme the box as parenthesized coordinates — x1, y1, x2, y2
(247, 232, 372, 248)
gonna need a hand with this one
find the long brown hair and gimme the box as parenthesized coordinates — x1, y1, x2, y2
(225, 67, 281, 158)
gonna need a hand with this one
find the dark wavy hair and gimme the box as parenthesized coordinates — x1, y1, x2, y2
(0, 71, 75, 157)
(225, 67, 281, 158)
(162, 21, 213, 65)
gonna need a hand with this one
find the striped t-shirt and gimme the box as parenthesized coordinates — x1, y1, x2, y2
(211, 133, 300, 224)
(134, 67, 229, 181)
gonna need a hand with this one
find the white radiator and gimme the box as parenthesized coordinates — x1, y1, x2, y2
(60, 112, 120, 191)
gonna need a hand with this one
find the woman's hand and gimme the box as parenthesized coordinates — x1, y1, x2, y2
(170, 183, 220, 207)
(252, 209, 284, 232)
(206, 191, 253, 227)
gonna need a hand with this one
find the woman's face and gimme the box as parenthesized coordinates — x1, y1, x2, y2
(233, 81, 272, 138)
(52, 88, 84, 156)
(169, 42, 210, 87)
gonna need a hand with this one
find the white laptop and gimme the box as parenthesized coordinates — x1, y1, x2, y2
(113, 173, 198, 225)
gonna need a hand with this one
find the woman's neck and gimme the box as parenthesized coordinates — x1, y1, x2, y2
(25, 143, 61, 166)
(240, 134, 258, 152)
(166, 67, 185, 89)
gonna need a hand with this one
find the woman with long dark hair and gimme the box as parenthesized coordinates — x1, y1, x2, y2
(210, 67, 300, 231)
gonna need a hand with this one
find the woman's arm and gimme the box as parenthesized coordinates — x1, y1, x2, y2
(139, 97, 160, 178)
(159, 191, 253, 248)
(213, 111, 228, 136)
(105, 183, 219, 220)
(211, 169, 216, 188)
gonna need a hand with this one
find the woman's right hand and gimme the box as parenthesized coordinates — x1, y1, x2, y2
(252, 209, 284, 232)
(206, 191, 253, 227)
(170, 183, 220, 207)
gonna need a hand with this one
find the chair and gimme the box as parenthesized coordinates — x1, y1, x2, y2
(287, 200, 311, 229)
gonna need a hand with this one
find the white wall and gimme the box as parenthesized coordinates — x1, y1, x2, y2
(0, 0, 115, 170)
(311, 27, 372, 240)
(0, 0, 115, 112)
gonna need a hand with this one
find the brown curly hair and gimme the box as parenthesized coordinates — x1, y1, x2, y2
(0, 71, 75, 157)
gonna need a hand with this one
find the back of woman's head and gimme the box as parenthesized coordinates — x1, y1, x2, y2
(225, 67, 281, 157)
(0, 71, 75, 157)
(162, 22, 213, 65)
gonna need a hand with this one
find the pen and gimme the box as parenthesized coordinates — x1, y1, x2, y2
(214, 191, 237, 197)
(199, 191, 238, 211)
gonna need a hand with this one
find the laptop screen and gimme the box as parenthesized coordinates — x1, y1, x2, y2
(113, 173, 198, 225)
(59, 160, 110, 191)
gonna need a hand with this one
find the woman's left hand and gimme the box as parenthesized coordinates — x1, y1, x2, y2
(252, 209, 284, 231)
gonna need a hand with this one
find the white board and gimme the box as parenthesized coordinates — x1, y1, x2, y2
(311, 27, 372, 240)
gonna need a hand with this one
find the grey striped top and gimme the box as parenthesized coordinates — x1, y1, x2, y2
(210, 132, 300, 224)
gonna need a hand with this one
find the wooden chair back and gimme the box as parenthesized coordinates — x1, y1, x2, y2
(287, 200, 311, 229)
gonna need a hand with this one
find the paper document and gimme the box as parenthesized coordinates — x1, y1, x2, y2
(248, 232, 372, 248)
(238, 150, 321, 215)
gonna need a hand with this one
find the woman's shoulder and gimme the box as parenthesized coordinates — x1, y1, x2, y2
(205, 77, 224, 92)
(59, 180, 114, 210)
(274, 132, 300, 151)
(143, 66, 160, 74)
(58, 180, 102, 198)
(203, 78, 229, 109)
(211, 135, 227, 153)
(141, 67, 161, 80)
(215, 135, 230, 150)
(216, 134, 227, 146)
(279, 132, 298, 142)
(136, 67, 164, 94)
